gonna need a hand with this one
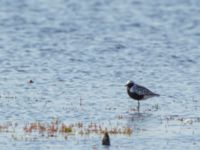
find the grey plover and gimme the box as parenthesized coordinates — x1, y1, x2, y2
(102, 132, 110, 146)
(125, 80, 159, 111)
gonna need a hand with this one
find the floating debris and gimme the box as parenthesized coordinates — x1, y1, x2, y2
(183, 119, 193, 125)
(165, 115, 200, 125)
(102, 132, 110, 146)
(28, 80, 34, 84)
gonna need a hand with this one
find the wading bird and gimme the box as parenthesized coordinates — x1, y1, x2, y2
(125, 80, 159, 111)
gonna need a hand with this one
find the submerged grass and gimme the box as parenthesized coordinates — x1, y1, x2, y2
(23, 120, 133, 136)
(0, 119, 133, 140)
(0, 114, 200, 141)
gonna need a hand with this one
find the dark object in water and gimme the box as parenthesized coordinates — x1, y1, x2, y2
(125, 80, 159, 111)
(102, 132, 110, 146)
(29, 80, 34, 84)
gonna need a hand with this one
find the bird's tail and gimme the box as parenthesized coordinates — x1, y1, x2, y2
(153, 93, 160, 96)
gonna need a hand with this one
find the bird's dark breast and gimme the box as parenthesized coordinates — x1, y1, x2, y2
(127, 90, 144, 100)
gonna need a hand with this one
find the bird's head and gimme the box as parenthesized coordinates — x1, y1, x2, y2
(125, 80, 134, 88)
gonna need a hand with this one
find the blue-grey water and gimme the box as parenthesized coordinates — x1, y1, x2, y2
(0, 0, 200, 149)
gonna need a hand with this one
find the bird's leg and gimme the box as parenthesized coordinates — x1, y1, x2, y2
(137, 100, 140, 112)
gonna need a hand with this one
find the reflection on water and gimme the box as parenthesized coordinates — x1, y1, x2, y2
(128, 112, 153, 122)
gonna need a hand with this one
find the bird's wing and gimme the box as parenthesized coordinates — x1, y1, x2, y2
(130, 84, 156, 96)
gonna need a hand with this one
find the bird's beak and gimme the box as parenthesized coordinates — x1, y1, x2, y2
(124, 84, 127, 87)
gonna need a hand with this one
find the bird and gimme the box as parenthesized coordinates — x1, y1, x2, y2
(102, 132, 110, 146)
(125, 80, 159, 111)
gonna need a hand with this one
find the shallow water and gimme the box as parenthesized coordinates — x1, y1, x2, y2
(0, 0, 200, 149)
